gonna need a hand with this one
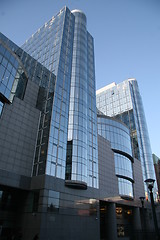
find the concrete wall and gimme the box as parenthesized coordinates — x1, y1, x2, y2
(98, 135, 119, 199)
(22, 175, 100, 240)
(133, 158, 145, 198)
(0, 80, 40, 177)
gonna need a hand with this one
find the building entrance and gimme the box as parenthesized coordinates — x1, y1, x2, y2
(100, 201, 136, 240)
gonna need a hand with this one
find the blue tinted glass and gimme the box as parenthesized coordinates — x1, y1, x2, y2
(0, 101, 3, 116)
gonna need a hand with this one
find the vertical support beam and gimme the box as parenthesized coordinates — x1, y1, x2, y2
(106, 203, 117, 240)
(133, 207, 142, 239)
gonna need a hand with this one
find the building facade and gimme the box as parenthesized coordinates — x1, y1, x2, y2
(0, 7, 158, 240)
(97, 114, 146, 239)
(153, 154, 160, 198)
(98, 115, 134, 199)
(22, 7, 98, 189)
(0, 31, 101, 240)
(96, 79, 157, 199)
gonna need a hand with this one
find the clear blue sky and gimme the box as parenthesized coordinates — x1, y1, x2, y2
(1, 0, 160, 157)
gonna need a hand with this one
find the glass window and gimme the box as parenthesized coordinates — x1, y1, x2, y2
(118, 178, 133, 197)
(115, 153, 133, 179)
(0, 101, 3, 116)
(48, 190, 59, 212)
(0, 45, 5, 55)
(0, 65, 5, 81)
(2, 57, 8, 67)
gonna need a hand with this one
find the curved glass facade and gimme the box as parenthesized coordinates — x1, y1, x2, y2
(129, 80, 157, 183)
(118, 178, 133, 197)
(22, 7, 98, 188)
(68, 10, 88, 184)
(0, 42, 27, 104)
(97, 116, 132, 156)
(87, 32, 98, 188)
(66, 10, 98, 188)
(115, 153, 133, 180)
(96, 79, 157, 197)
(98, 115, 133, 197)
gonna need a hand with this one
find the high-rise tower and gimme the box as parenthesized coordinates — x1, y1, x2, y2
(0, 10, 155, 239)
(22, 7, 98, 188)
(96, 78, 157, 197)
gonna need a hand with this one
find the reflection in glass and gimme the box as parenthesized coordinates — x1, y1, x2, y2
(48, 190, 59, 212)
(115, 153, 133, 180)
(96, 79, 157, 195)
(0, 43, 28, 103)
(97, 116, 132, 157)
(65, 141, 72, 180)
(33, 82, 54, 176)
(0, 101, 3, 116)
(118, 178, 133, 197)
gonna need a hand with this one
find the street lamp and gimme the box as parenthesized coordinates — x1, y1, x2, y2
(145, 178, 160, 239)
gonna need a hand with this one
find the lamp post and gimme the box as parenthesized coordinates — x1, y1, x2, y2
(145, 178, 160, 239)
(139, 196, 145, 240)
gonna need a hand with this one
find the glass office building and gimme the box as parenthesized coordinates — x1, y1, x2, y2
(22, 7, 98, 188)
(0, 8, 156, 239)
(96, 78, 157, 197)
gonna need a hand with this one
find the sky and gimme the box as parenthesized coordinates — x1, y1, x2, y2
(0, 0, 160, 157)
